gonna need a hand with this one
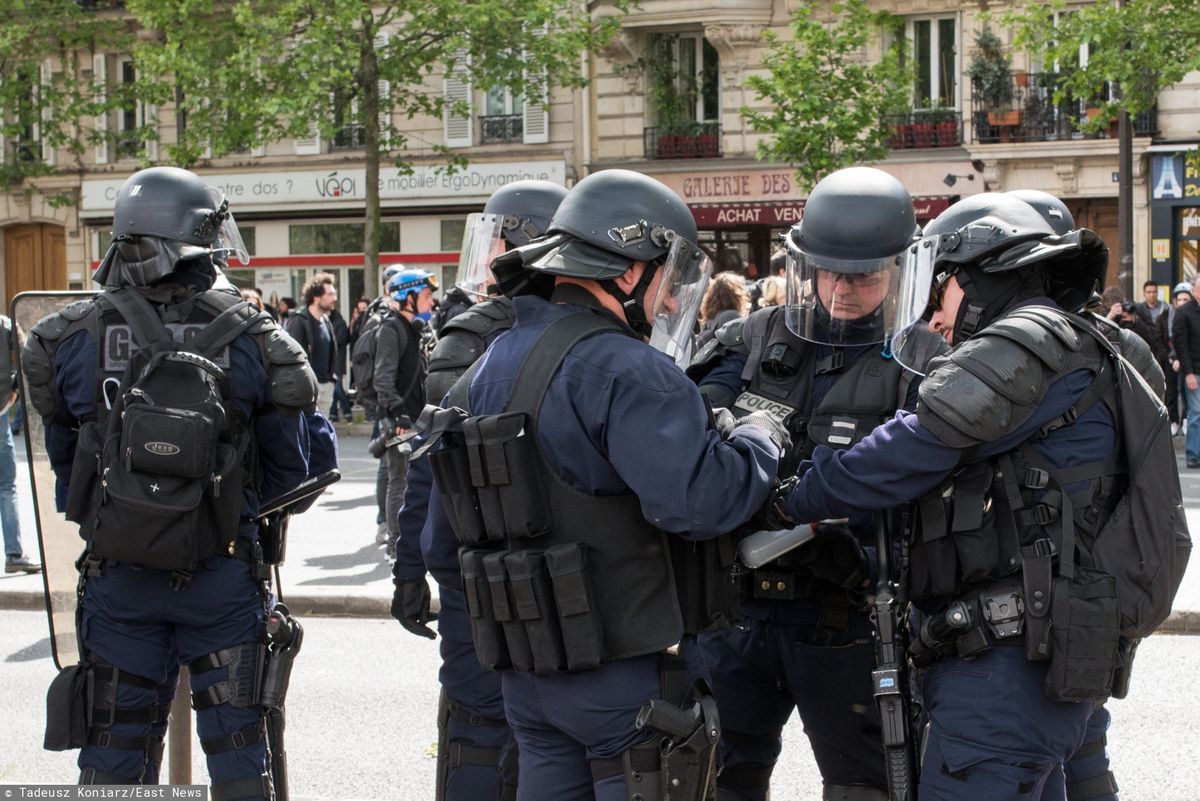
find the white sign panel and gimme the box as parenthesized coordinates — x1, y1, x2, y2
(82, 161, 567, 214)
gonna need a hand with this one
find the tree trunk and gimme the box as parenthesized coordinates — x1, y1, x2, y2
(360, 16, 382, 297)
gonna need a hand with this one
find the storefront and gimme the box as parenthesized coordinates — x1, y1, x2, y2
(79, 159, 568, 315)
(1148, 147, 1200, 292)
(645, 163, 976, 279)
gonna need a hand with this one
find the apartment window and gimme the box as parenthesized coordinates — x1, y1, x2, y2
(288, 222, 400, 254)
(906, 17, 957, 109)
(440, 219, 466, 251)
(650, 33, 720, 125)
(480, 87, 525, 144)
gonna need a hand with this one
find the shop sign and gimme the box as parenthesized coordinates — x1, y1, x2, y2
(81, 161, 567, 214)
(1150, 153, 1200, 203)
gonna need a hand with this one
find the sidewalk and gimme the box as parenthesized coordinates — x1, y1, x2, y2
(3, 424, 1200, 634)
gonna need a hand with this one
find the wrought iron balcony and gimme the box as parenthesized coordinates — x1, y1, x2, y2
(885, 110, 963, 150)
(643, 122, 722, 160)
(480, 114, 523, 144)
(970, 72, 1158, 144)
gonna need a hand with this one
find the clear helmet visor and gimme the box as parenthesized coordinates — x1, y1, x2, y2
(889, 234, 942, 375)
(457, 213, 506, 299)
(206, 187, 249, 265)
(647, 233, 714, 367)
(783, 234, 901, 346)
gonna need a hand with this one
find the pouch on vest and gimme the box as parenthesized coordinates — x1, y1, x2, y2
(462, 412, 551, 541)
(44, 662, 90, 751)
(430, 442, 488, 545)
(484, 550, 535, 672)
(65, 421, 105, 525)
(460, 548, 511, 670)
(545, 543, 605, 671)
(504, 550, 567, 674)
(1044, 568, 1120, 702)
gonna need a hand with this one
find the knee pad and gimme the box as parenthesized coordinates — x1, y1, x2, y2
(190, 642, 266, 710)
(1067, 770, 1119, 801)
(78, 660, 172, 785)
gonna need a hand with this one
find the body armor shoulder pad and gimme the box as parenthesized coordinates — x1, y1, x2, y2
(428, 328, 485, 374)
(440, 297, 515, 337)
(714, 316, 747, 348)
(685, 315, 748, 383)
(918, 309, 1080, 447)
(30, 299, 96, 341)
(260, 327, 316, 411)
(985, 306, 1081, 371)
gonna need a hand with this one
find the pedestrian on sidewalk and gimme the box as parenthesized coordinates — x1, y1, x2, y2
(1, 314, 39, 574)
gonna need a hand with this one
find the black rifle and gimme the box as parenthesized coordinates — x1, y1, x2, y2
(871, 513, 917, 801)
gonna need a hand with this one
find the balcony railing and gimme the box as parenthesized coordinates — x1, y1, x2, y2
(7, 138, 41, 164)
(480, 114, 523, 144)
(885, 111, 963, 150)
(971, 72, 1158, 144)
(643, 122, 722, 160)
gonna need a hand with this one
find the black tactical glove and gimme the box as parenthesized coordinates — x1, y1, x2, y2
(733, 410, 792, 454)
(749, 477, 796, 532)
(793, 522, 869, 589)
(391, 578, 438, 640)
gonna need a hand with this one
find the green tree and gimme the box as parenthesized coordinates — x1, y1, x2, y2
(741, 0, 910, 192)
(1006, 0, 1200, 135)
(0, 1, 143, 194)
(127, 0, 629, 289)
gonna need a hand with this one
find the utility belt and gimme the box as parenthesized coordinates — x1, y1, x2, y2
(909, 562, 1134, 702)
(460, 543, 607, 675)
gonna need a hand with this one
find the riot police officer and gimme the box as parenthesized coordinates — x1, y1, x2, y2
(23, 167, 334, 799)
(423, 168, 783, 801)
(687, 167, 945, 801)
(390, 179, 566, 801)
(780, 193, 1146, 800)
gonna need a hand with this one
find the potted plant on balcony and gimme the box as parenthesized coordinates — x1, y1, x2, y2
(910, 108, 935, 148)
(930, 101, 959, 147)
(968, 28, 1021, 131)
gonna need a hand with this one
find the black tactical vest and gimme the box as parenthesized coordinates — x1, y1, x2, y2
(432, 311, 688, 674)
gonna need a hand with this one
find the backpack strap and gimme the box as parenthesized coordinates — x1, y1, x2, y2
(503, 311, 625, 420)
(186, 300, 262, 359)
(101, 288, 172, 350)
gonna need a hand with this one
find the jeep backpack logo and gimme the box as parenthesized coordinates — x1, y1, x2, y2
(144, 442, 181, 456)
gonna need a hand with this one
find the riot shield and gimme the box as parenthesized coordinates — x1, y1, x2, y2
(12, 291, 97, 669)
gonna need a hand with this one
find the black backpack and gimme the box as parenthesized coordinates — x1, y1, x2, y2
(349, 307, 389, 408)
(66, 288, 261, 572)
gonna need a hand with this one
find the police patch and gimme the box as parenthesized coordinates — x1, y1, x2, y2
(104, 324, 231, 373)
(732, 391, 793, 426)
(827, 416, 858, 446)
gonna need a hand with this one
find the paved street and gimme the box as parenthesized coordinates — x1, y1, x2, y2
(0, 427, 1198, 799)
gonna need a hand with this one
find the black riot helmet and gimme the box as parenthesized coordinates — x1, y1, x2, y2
(1007, 189, 1108, 312)
(784, 166, 918, 345)
(93, 167, 248, 290)
(456, 180, 567, 299)
(495, 168, 712, 364)
(1007, 189, 1075, 236)
(483, 179, 568, 247)
(892, 193, 1057, 360)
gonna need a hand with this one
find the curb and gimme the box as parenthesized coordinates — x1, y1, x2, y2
(0, 587, 1192, 632)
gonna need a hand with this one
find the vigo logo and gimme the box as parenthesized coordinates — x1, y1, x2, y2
(144, 442, 181, 456)
(732, 392, 793, 425)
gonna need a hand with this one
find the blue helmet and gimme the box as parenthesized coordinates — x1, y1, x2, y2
(388, 268, 438, 301)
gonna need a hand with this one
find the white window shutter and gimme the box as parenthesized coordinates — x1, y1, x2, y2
(40, 60, 55, 166)
(522, 67, 549, 145)
(294, 122, 321, 155)
(93, 53, 108, 164)
(443, 54, 473, 148)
